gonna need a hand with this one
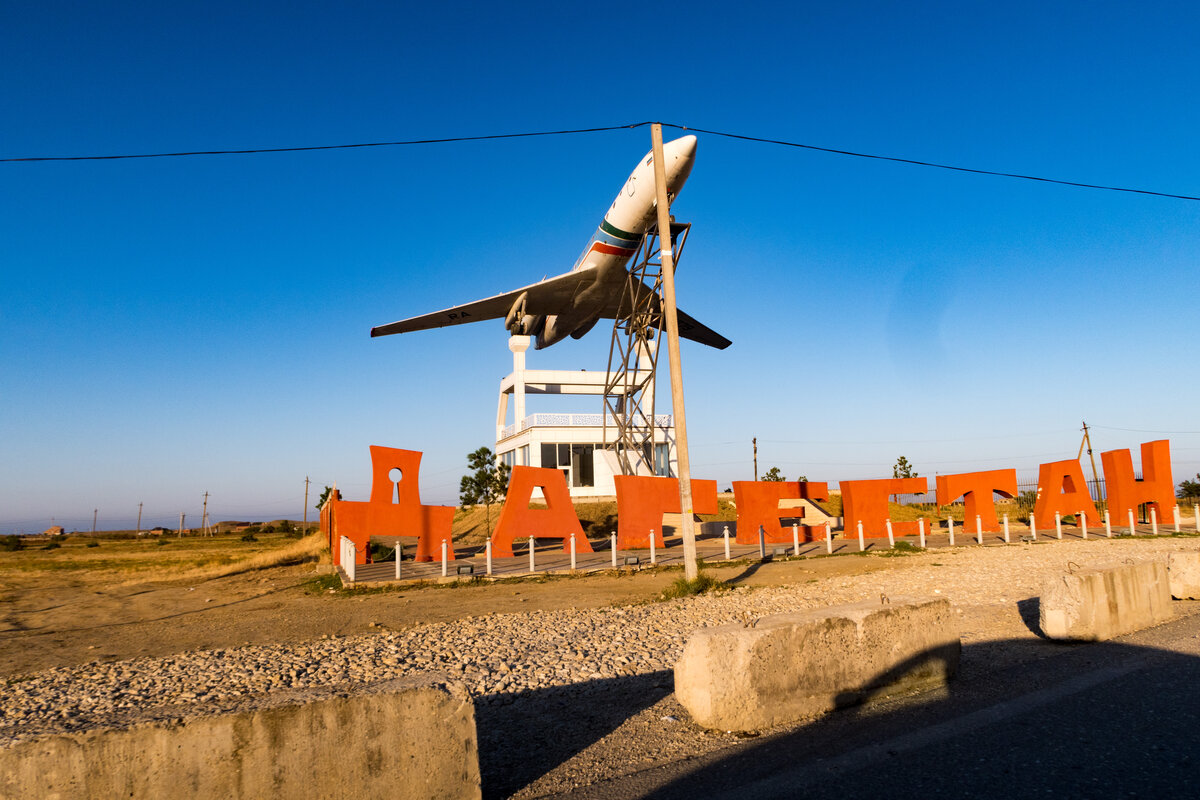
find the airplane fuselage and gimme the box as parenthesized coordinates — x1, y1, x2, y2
(517, 135, 697, 348)
(371, 134, 729, 351)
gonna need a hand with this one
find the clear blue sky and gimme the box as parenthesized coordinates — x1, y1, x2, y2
(3, 1, 1198, 532)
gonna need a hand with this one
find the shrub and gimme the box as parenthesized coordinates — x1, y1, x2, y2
(42, 540, 61, 550)
(660, 572, 724, 600)
(156, 539, 169, 546)
(86, 541, 100, 548)
(1, 536, 23, 552)
(240, 532, 258, 542)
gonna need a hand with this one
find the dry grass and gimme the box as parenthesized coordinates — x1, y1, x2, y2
(164, 533, 327, 583)
(0, 532, 327, 587)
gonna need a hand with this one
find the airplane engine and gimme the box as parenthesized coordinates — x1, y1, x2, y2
(504, 292, 529, 333)
(537, 315, 571, 349)
(520, 314, 545, 336)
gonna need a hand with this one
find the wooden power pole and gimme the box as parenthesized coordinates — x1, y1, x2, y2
(136, 502, 143, 536)
(651, 123, 700, 582)
(753, 437, 758, 482)
(1078, 421, 1101, 490)
(303, 476, 310, 534)
(201, 492, 210, 537)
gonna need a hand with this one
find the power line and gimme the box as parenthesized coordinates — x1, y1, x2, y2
(0, 123, 648, 163)
(3, 120, 1196, 202)
(661, 123, 1200, 202)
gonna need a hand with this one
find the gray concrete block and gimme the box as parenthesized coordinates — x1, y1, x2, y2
(1040, 561, 1172, 641)
(1168, 552, 1200, 599)
(674, 597, 959, 732)
(0, 675, 481, 800)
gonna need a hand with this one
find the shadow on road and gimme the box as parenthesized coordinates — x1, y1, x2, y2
(475, 669, 674, 799)
(638, 634, 1200, 800)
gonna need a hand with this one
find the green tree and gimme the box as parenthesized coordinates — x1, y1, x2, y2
(316, 485, 333, 510)
(893, 456, 918, 479)
(761, 466, 785, 482)
(1179, 474, 1200, 500)
(460, 447, 511, 538)
(893, 456, 918, 503)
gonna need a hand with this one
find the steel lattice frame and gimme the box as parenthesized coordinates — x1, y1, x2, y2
(602, 221, 691, 476)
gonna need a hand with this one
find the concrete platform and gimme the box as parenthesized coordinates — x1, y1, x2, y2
(1040, 560, 1172, 641)
(673, 597, 959, 732)
(0, 676, 481, 800)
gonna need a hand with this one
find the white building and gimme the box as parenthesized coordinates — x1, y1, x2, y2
(495, 336, 676, 497)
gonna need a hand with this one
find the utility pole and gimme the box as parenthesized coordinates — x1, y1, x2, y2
(201, 492, 210, 537)
(1078, 421, 1101, 493)
(303, 476, 310, 534)
(753, 437, 758, 482)
(136, 502, 143, 536)
(651, 123, 699, 582)
(92, 509, 97, 534)
(178, 512, 185, 538)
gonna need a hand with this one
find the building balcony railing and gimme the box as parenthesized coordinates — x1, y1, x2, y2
(500, 412, 673, 440)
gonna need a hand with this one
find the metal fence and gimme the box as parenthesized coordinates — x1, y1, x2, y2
(894, 478, 1116, 515)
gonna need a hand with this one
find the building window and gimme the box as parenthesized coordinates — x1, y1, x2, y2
(655, 443, 671, 477)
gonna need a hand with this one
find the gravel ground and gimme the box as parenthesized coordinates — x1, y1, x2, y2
(2, 536, 1198, 798)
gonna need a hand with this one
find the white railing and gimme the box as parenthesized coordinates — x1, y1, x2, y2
(340, 536, 356, 582)
(501, 413, 673, 438)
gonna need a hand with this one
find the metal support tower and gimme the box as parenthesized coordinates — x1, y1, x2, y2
(602, 220, 691, 476)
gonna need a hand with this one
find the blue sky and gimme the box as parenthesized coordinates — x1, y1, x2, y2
(3, 1, 1198, 532)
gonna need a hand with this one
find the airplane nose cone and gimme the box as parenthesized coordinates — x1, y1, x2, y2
(664, 134, 697, 191)
(668, 134, 698, 162)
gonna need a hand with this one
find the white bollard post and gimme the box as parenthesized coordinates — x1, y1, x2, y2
(1174, 505, 1181, 533)
(1129, 509, 1137, 536)
(1195, 505, 1200, 533)
(885, 518, 894, 548)
(1002, 514, 1010, 543)
(947, 517, 955, 547)
(1080, 511, 1088, 540)
(1151, 507, 1159, 535)
(918, 517, 926, 548)
(975, 515, 983, 545)
(792, 523, 800, 556)
(826, 522, 834, 554)
(486, 538, 493, 576)
(441, 539, 448, 578)
(758, 525, 767, 559)
(611, 532, 618, 568)
(649, 529, 657, 564)
(1030, 515, 1037, 541)
(1105, 510, 1112, 538)
(395, 540, 402, 580)
(529, 536, 536, 573)
(857, 521, 865, 552)
(570, 533, 577, 570)
(723, 525, 731, 561)
(1055, 512, 1063, 540)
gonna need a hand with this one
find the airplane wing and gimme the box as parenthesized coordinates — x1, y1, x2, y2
(675, 307, 733, 350)
(370, 271, 595, 338)
(602, 278, 732, 350)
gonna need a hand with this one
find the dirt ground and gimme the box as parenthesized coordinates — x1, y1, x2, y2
(0, 555, 896, 677)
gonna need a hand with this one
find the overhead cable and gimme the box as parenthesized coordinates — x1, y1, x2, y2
(4, 120, 1197, 202)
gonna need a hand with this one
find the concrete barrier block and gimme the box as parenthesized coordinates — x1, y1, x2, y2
(0, 675, 481, 800)
(674, 597, 959, 732)
(1040, 561, 1172, 641)
(1168, 552, 1200, 600)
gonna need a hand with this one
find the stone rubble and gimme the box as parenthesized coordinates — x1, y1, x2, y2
(2, 537, 1195, 748)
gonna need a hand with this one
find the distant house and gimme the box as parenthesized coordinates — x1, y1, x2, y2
(43, 526, 65, 537)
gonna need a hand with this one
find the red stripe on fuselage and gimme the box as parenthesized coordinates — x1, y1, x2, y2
(590, 242, 637, 257)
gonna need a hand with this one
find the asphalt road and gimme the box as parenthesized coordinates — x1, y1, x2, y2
(553, 611, 1200, 799)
